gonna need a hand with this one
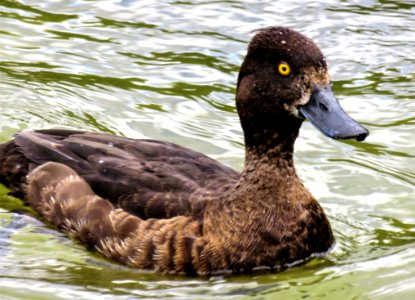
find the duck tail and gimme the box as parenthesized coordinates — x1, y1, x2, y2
(0, 139, 30, 197)
(0, 130, 84, 197)
(26, 162, 142, 261)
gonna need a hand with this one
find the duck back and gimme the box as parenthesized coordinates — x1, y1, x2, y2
(0, 129, 239, 219)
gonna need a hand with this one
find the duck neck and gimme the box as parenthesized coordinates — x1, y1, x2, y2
(241, 114, 303, 178)
(225, 114, 307, 210)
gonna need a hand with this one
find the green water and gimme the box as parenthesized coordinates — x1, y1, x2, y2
(0, 0, 414, 299)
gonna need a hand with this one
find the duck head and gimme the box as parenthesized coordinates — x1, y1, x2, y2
(236, 27, 368, 149)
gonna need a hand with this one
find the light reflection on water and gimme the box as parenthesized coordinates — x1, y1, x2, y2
(0, 0, 414, 299)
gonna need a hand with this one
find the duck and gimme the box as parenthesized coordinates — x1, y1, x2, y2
(0, 27, 369, 275)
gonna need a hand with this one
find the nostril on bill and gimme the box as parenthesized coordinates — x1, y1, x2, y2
(319, 103, 328, 111)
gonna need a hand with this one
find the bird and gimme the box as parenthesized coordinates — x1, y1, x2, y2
(0, 26, 369, 275)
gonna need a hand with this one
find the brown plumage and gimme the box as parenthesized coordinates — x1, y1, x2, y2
(0, 27, 369, 275)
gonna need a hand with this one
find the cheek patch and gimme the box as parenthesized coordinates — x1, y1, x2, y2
(294, 89, 311, 107)
(283, 68, 329, 118)
(284, 103, 300, 118)
(284, 89, 311, 118)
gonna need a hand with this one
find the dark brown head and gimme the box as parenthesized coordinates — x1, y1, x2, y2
(236, 27, 368, 149)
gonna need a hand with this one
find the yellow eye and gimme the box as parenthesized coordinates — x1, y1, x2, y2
(278, 62, 291, 76)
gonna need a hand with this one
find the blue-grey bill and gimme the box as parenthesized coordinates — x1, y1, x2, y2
(299, 85, 369, 141)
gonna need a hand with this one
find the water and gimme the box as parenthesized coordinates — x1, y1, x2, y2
(0, 0, 414, 299)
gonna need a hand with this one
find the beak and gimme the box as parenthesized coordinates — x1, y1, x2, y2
(299, 85, 369, 141)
